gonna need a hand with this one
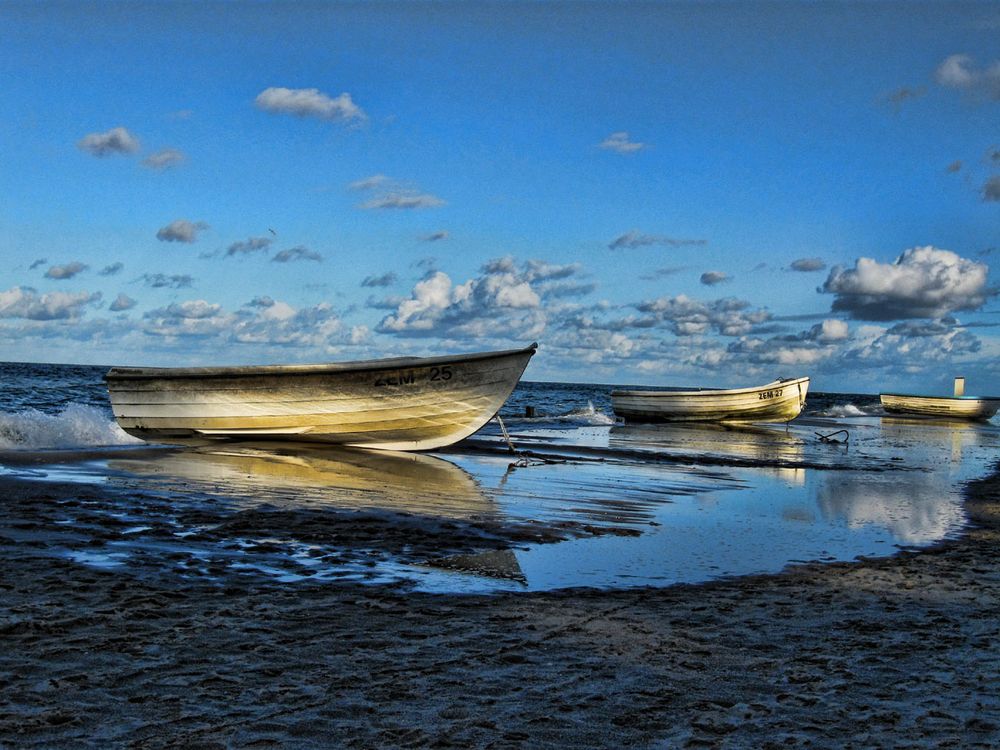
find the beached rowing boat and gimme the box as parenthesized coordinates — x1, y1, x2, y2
(880, 393, 1000, 420)
(105, 344, 536, 450)
(880, 376, 1000, 421)
(611, 376, 809, 424)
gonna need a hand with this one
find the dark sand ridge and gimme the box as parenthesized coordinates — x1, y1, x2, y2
(1, 461, 999, 749)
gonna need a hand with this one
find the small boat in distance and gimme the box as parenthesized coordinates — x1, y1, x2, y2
(880, 377, 1000, 421)
(105, 344, 537, 450)
(611, 376, 809, 424)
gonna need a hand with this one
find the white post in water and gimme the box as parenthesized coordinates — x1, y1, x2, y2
(954, 376, 965, 397)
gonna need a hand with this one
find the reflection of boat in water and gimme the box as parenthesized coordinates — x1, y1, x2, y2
(879, 417, 994, 466)
(105, 344, 536, 450)
(107, 442, 494, 518)
(880, 377, 1000, 421)
(611, 377, 809, 424)
(609, 422, 805, 475)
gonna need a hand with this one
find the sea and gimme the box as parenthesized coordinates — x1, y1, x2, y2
(2, 360, 998, 594)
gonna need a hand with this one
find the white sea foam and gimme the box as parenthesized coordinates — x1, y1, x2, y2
(818, 403, 870, 418)
(0, 403, 142, 449)
(559, 400, 616, 426)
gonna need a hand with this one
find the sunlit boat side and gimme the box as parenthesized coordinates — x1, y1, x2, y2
(611, 376, 809, 424)
(879, 393, 1000, 421)
(105, 344, 536, 450)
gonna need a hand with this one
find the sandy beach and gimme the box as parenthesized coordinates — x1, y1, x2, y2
(1, 454, 999, 749)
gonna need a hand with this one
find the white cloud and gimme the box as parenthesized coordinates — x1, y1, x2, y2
(141, 273, 194, 289)
(934, 54, 1000, 100)
(790, 257, 826, 272)
(821, 246, 993, 320)
(45, 262, 88, 280)
(77, 126, 140, 157)
(636, 294, 771, 337)
(700, 271, 730, 286)
(598, 131, 647, 154)
(349, 174, 390, 191)
(226, 236, 273, 257)
(157, 219, 209, 243)
(109, 294, 137, 312)
(360, 192, 445, 210)
(272, 246, 323, 263)
(0, 287, 101, 320)
(143, 148, 186, 170)
(350, 174, 445, 210)
(99, 262, 124, 276)
(375, 257, 577, 339)
(609, 230, 707, 250)
(255, 87, 366, 122)
(362, 272, 397, 288)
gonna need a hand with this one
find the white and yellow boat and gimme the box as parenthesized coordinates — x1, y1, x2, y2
(611, 376, 809, 424)
(105, 344, 536, 450)
(880, 378, 1000, 421)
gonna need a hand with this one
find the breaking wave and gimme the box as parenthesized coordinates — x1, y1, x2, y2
(816, 403, 874, 418)
(0, 404, 141, 450)
(558, 401, 616, 426)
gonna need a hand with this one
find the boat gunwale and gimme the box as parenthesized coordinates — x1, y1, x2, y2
(105, 343, 537, 381)
(879, 392, 1000, 403)
(611, 376, 809, 399)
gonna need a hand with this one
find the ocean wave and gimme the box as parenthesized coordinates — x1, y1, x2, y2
(0, 404, 142, 450)
(505, 400, 616, 427)
(815, 403, 874, 418)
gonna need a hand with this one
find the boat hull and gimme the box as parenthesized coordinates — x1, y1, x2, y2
(611, 377, 809, 424)
(105, 345, 536, 450)
(879, 393, 1000, 421)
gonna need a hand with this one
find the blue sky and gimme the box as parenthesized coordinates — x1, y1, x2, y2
(1, 1, 999, 393)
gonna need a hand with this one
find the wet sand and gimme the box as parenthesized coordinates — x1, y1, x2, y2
(2, 463, 999, 749)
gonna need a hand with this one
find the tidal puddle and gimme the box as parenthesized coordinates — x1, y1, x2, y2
(2, 414, 995, 593)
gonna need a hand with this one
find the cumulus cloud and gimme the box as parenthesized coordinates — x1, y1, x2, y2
(143, 148, 185, 170)
(99, 262, 124, 276)
(350, 174, 445, 210)
(934, 54, 1000, 100)
(226, 236, 273, 257)
(77, 127, 140, 157)
(790, 257, 826, 272)
(143, 296, 353, 350)
(820, 246, 993, 321)
(0, 286, 101, 320)
(272, 246, 323, 263)
(984, 176, 1000, 202)
(141, 273, 194, 289)
(109, 293, 137, 312)
(609, 230, 707, 250)
(157, 219, 209, 243)
(700, 271, 730, 286)
(375, 256, 584, 339)
(635, 294, 771, 337)
(808, 319, 850, 342)
(362, 272, 397, 288)
(598, 131, 648, 154)
(255, 87, 366, 122)
(45, 262, 88, 280)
